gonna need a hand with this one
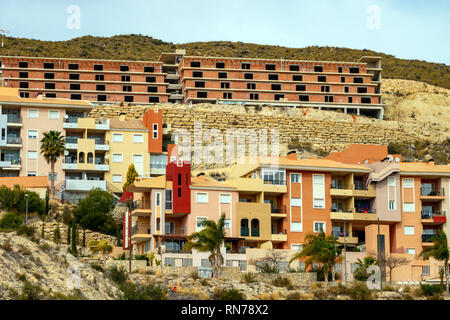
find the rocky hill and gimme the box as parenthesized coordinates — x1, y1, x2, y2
(0, 231, 120, 299)
(0, 34, 448, 88)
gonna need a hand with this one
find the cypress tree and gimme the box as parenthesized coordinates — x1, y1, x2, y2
(41, 222, 45, 239)
(71, 219, 77, 255)
(67, 224, 71, 245)
(53, 224, 61, 244)
(82, 229, 86, 247)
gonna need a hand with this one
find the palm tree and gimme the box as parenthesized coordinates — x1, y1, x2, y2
(420, 230, 449, 294)
(353, 256, 378, 281)
(289, 231, 341, 286)
(183, 214, 226, 278)
(88, 240, 113, 268)
(40, 130, 65, 199)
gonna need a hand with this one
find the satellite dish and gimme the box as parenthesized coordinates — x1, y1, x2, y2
(64, 150, 69, 156)
(388, 155, 394, 161)
(64, 114, 69, 119)
(105, 155, 109, 160)
(395, 157, 400, 163)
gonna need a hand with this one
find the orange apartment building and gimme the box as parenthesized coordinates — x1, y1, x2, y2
(0, 56, 169, 104)
(2, 51, 383, 118)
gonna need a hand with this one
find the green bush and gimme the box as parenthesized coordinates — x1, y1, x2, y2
(285, 291, 301, 300)
(272, 276, 292, 288)
(18, 281, 41, 300)
(241, 272, 257, 283)
(108, 266, 128, 285)
(91, 263, 105, 273)
(348, 281, 372, 300)
(420, 284, 443, 297)
(17, 225, 36, 238)
(0, 212, 23, 230)
(0, 185, 44, 216)
(119, 282, 167, 300)
(213, 287, 245, 300)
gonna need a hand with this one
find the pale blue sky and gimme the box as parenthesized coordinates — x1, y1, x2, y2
(0, 0, 449, 64)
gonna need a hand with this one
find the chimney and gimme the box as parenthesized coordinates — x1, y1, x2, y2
(287, 150, 297, 160)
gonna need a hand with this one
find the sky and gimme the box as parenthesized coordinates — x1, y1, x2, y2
(0, 0, 449, 64)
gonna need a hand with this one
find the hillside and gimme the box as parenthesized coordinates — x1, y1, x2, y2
(0, 34, 449, 89)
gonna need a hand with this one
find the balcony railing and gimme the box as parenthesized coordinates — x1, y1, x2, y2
(332, 231, 351, 238)
(1, 156, 21, 165)
(131, 223, 151, 236)
(65, 137, 80, 144)
(422, 211, 446, 219)
(263, 179, 286, 186)
(133, 200, 151, 210)
(64, 116, 82, 123)
(422, 234, 437, 242)
(6, 136, 21, 144)
(355, 208, 376, 214)
(4, 114, 21, 123)
(330, 183, 353, 190)
(271, 205, 286, 214)
(421, 188, 444, 196)
(164, 228, 185, 237)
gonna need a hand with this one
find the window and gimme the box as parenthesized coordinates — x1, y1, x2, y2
(112, 133, 123, 142)
(244, 73, 253, 80)
(152, 124, 158, 139)
(149, 96, 159, 103)
(421, 266, 430, 276)
(193, 71, 203, 77)
(27, 172, 37, 176)
(43, 62, 54, 69)
(44, 72, 54, 79)
(48, 110, 59, 119)
(318, 76, 326, 82)
(19, 82, 29, 89)
(314, 222, 325, 233)
(20, 92, 29, 98)
(325, 96, 334, 103)
(268, 74, 278, 80)
(220, 82, 230, 89)
(291, 244, 302, 251)
(293, 75, 303, 81)
(321, 85, 330, 92)
(261, 168, 285, 185)
(341, 77, 346, 83)
(69, 73, 79, 80)
(271, 84, 281, 90)
(354, 77, 363, 83)
(147, 86, 158, 92)
(344, 86, 349, 93)
(348, 97, 353, 103)
(313, 174, 325, 208)
(216, 62, 225, 68)
(361, 97, 371, 104)
(94, 64, 103, 71)
(291, 198, 302, 207)
(404, 226, 415, 235)
(28, 130, 38, 139)
(195, 81, 205, 88)
(247, 83, 256, 90)
(357, 87, 368, 93)
(48, 172, 58, 181)
(223, 92, 232, 99)
(95, 74, 104, 81)
(96, 84, 105, 91)
(299, 95, 309, 101)
(190, 61, 201, 68)
(47, 92, 57, 98)
(289, 65, 300, 71)
(122, 75, 131, 82)
(389, 200, 395, 210)
(291, 173, 300, 183)
(70, 83, 80, 90)
(19, 71, 28, 78)
(146, 76, 156, 82)
(144, 66, 154, 72)
(196, 192, 208, 203)
(406, 248, 416, 255)
(112, 174, 122, 183)
(123, 85, 132, 92)
(71, 94, 81, 100)
(196, 217, 207, 231)
(120, 65, 129, 72)
(218, 72, 227, 79)
(28, 109, 38, 119)
(265, 64, 276, 70)
(220, 194, 231, 204)
(133, 134, 144, 143)
(296, 85, 306, 91)
(241, 63, 250, 69)
(68, 63, 78, 70)
(112, 153, 123, 162)
(338, 66, 343, 73)
(314, 66, 323, 72)
(28, 151, 37, 159)
(249, 93, 259, 100)
(197, 91, 207, 98)
(224, 219, 231, 229)
(19, 61, 28, 68)
(350, 67, 360, 74)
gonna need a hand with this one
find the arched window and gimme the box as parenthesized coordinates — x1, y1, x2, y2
(251, 219, 260, 237)
(87, 152, 94, 164)
(78, 152, 85, 163)
(240, 219, 249, 237)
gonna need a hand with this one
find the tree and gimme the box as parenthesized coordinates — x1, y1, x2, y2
(41, 222, 45, 239)
(82, 229, 86, 247)
(420, 230, 450, 294)
(40, 130, 65, 199)
(0, 212, 22, 230)
(353, 256, 378, 281)
(88, 240, 113, 268)
(289, 231, 341, 286)
(53, 224, 61, 244)
(249, 250, 287, 273)
(67, 224, 71, 245)
(183, 214, 226, 278)
(377, 255, 410, 284)
(123, 163, 138, 191)
(71, 219, 77, 256)
(74, 188, 117, 235)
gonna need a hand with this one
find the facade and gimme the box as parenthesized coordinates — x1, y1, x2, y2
(125, 145, 450, 283)
(1, 51, 383, 118)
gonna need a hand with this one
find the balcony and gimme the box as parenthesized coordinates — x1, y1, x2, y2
(4, 114, 22, 126)
(65, 179, 107, 192)
(131, 223, 152, 242)
(271, 233, 287, 242)
(330, 183, 353, 198)
(420, 188, 445, 201)
(6, 136, 21, 145)
(0, 160, 11, 168)
(422, 234, 437, 246)
(330, 209, 377, 222)
(62, 161, 109, 171)
(421, 211, 446, 224)
(164, 227, 185, 238)
(271, 205, 287, 219)
(132, 200, 151, 216)
(332, 232, 359, 245)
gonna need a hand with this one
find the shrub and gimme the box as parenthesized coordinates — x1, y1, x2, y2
(2, 240, 12, 251)
(199, 279, 209, 286)
(119, 282, 167, 300)
(420, 284, 443, 297)
(348, 281, 372, 300)
(383, 284, 397, 292)
(0, 186, 44, 216)
(312, 289, 328, 300)
(17, 225, 36, 238)
(18, 281, 41, 300)
(16, 273, 26, 282)
(213, 287, 245, 300)
(109, 266, 128, 285)
(285, 291, 301, 300)
(241, 272, 257, 283)
(91, 263, 105, 273)
(190, 269, 199, 280)
(272, 276, 292, 288)
(40, 243, 51, 251)
(0, 212, 23, 230)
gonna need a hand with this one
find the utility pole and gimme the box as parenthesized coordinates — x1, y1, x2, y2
(0, 29, 10, 48)
(128, 199, 132, 273)
(25, 193, 29, 224)
(344, 217, 347, 287)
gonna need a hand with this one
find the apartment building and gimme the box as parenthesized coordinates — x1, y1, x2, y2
(0, 56, 169, 104)
(1, 51, 384, 118)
